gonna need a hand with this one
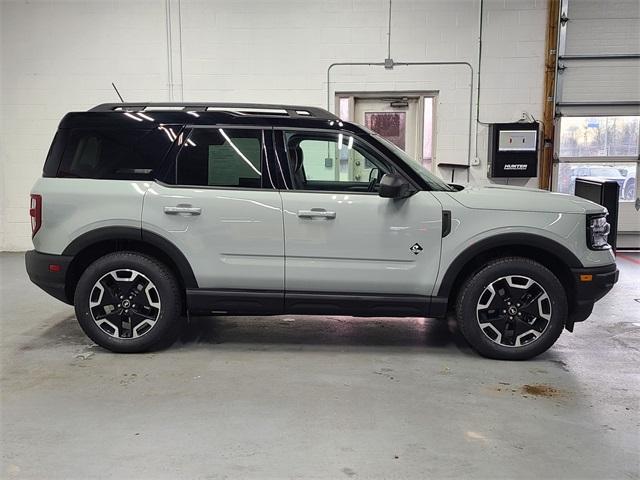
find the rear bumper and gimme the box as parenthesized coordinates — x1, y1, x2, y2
(25, 250, 74, 304)
(568, 263, 618, 327)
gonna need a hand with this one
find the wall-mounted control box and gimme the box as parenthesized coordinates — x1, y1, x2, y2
(488, 122, 539, 178)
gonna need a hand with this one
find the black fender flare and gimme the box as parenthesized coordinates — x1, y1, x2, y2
(436, 232, 583, 298)
(62, 226, 198, 288)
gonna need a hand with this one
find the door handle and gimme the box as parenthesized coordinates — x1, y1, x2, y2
(164, 205, 202, 215)
(297, 208, 336, 219)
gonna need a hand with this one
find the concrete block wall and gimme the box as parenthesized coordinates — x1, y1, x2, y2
(0, 0, 548, 251)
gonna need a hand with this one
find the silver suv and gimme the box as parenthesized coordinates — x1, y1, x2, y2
(25, 103, 618, 360)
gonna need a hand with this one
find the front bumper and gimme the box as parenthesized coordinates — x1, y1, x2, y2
(567, 262, 619, 328)
(25, 250, 74, 304)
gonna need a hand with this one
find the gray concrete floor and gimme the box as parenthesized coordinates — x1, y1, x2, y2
(1, 252, 639, 480)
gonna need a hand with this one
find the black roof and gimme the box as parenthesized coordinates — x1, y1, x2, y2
(58, 102, 367, 134)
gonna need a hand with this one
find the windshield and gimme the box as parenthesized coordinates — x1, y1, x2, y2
(372, 134, 454, 191)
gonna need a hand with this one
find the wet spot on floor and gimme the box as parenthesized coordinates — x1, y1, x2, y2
(465, 431, 488, 442)
(521, 384, 565, 397)
(120, 373, 138, 386)
(493, 386, 519, 394)
(373, 370, 396, 380)
(549, 359, 570, 372)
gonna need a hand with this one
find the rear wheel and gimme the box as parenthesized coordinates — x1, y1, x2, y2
(74, 252, 183, 353)
(456, 257, 566, 360)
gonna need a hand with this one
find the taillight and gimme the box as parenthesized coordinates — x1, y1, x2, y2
(30, 194, 42, 237)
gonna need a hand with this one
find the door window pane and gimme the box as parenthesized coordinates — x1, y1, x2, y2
(285, 132, 390, 191)
(176, 128, 262, 188)
(557, 162, 636, 201)
(559, 116, 640, 157)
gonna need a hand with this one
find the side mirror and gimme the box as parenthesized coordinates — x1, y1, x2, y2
(448, 183, 465, 191)
(378, 173, 412, 198)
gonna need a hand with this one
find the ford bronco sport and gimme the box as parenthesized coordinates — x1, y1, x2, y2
(25, 103, 618, 359)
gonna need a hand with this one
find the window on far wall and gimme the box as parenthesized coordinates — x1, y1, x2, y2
(556, 116, 639, 201)
(559, 116, 639, 157)
(422, 97, 434, 170)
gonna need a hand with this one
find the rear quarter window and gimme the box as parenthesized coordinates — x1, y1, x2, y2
(58, 128, 176, 180)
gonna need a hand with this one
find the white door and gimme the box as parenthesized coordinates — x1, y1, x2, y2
(354, 97, 420, 159)
(143, 127, 284, 293)
(277, 129, 443, 299)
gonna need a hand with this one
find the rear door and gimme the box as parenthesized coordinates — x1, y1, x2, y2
(274, 129, 443, 312)
(143, 126, 285, 312)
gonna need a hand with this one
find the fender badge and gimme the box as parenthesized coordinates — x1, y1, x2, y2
(410, 243, 423, 255)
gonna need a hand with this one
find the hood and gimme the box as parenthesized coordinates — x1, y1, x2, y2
(447, 184, 606, 215)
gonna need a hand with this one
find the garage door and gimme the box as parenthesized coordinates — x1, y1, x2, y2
(556, 0, 640, 117)
(554, 0, 640, 249)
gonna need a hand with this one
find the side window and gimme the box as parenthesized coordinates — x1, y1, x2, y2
(176, 128, 263, 188)
(285, 132, 391, 191)
(58, 128, 173, 180)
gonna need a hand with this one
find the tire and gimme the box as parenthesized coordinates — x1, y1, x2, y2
(456, 257, 566, 360)
(74, 251, 183, 353)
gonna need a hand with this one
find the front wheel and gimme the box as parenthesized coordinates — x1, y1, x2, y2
(74, 252, 183, 353)
(456, 257, 567, 360)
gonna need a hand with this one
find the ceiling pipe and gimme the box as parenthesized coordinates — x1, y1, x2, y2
(386, 0, 393, 67)
(165, 0, 174, 101)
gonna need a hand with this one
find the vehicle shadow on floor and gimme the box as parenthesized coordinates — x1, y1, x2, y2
(18, 312, 472, 355)
(177, 315, 474, 354)
(16, 311, 87, 351)
(16, 312, 583, 369)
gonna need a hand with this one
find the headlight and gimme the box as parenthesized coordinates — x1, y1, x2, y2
(587, 214, 611, 250)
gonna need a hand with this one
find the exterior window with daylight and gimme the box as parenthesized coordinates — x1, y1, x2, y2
(556, 116, 638, 201)
(422, 97, 433, 170)
(339, 97, 351, 121)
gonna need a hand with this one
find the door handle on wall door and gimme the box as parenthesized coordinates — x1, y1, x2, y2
(297, 209, 336, 219)
(163, 205, 202, 215)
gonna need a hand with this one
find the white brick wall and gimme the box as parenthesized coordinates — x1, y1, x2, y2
(0, 0, 548, 251)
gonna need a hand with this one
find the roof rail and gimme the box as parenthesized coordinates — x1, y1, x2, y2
(89, 102, 339, 120)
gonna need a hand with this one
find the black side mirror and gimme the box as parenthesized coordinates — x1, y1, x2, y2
(378, 173, 412, 198)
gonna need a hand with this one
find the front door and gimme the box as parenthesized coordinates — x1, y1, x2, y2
(275, 129, 443, 312)
(143, 127, 284, 311)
